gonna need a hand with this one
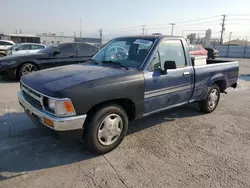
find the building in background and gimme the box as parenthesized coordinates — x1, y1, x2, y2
(223, 39, 250, 46)
(0, 33, 40, 43)
(37, 33, 74, 44)
(1, 32, 102, 47)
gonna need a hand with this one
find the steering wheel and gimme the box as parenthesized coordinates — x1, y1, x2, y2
(107, 46, 128, 60)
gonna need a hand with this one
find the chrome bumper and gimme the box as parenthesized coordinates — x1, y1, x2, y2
(18, 91, 87, 131)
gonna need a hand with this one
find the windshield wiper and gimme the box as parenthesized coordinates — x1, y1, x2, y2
(89, 58, 99, 64)
(102, 61, 129, 70)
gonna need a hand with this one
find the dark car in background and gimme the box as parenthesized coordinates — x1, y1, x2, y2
(0, 42, 99, 79)
(205, 47, 219, 59)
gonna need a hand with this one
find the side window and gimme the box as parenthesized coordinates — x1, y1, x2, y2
(77, 43, 98, 56)
(58, 43, 76, 55)
(31, 45, 44, 50)
(158, 40, 186, 68)
(18, 44, 31, 50)
(148, 52, 161, 71)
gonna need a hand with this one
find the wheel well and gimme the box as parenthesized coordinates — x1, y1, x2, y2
(16, 62, 39, 79)
(0, 53, 6, 56)
(86, 98, 136, 121)
(214, 80, 226, 92)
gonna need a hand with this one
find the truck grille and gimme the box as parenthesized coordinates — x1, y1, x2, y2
(21, 82, 43, 109)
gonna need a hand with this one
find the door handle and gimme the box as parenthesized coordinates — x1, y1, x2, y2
(183, 72, 190, 76)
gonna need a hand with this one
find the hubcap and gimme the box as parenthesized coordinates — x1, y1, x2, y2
(97, 114, 123, 146)
(208, 89, 219, 109)
(22, 64, 37, 75)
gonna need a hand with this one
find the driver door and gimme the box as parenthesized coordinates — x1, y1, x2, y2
(143, 39, 193, 114)
(39, 43, 77, 69)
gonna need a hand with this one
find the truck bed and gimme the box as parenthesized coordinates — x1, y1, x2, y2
(190, 60, 239, 102)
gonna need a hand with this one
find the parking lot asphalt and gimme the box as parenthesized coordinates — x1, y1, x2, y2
(0, 58, 250, 188)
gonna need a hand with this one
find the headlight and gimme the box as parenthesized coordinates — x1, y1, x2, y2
(48, 99, 56, 111)
(47, 98, 76, 116)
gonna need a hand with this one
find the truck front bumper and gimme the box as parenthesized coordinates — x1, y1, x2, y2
(18, 91, 87, 131)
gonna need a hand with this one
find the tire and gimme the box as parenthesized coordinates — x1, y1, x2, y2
(199, 84, 220, 113)
(211, 56, 216, 60)
(18, 63, 38, 78)
(0, 53, 5, 57)
(84, 104, 128, 154)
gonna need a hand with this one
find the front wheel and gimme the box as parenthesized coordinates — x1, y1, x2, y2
(18, 63, 38, 78)
(199, 84, 220, 113)
(84, 104, 128, 154)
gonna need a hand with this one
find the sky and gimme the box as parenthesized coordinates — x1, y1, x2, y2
(1, 0, 250, 40)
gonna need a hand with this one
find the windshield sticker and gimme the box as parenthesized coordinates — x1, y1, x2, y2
(134, 39, 153, 46)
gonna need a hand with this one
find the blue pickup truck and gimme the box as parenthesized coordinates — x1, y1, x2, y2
(18, 35, 239, 154)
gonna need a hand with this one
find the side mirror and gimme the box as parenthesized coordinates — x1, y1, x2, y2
(154, 68, 167, 75)
(164, 61, 176, 71)
(15, 48, 19, 51)
(53, 50, 60, 56)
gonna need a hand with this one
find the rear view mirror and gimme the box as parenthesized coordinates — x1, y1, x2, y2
(53, 50, 60, 56)
(164, 61, 176, 71)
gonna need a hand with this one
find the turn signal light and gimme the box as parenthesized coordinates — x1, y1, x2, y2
(64, 101, 74, 112)
(43, 117, 54, 127)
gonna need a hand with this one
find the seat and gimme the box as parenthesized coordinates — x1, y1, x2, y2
(136, 49, 148, 62)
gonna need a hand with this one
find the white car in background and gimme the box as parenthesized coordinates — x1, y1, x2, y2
(6, 43, 46, 56)
(0, 40, 15, 57)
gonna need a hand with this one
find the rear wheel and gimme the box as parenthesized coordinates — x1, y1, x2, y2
(18, 63, 38, 78)
(84, 104, 128, 154)
(199, 84, 220, 113)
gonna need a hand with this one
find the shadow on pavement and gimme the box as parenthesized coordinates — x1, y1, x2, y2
(128, 103, 203, 134)
(0, 103, 203, 181)
(0, 77, 18, 83)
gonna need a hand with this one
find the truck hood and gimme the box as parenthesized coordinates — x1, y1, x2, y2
(21, 64, 130, 96)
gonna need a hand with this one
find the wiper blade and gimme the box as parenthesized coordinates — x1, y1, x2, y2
(89, 58, 99, 64)
(102, 61, 129, 70)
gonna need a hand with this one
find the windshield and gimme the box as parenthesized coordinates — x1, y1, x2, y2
(38, 44, 58, 54)
(91, 37, 155, 68)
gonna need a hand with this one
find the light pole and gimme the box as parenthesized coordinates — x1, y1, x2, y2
(170, 23, 176, 36)
(80, 18, 82, 38)
(142, 25, 146, 35)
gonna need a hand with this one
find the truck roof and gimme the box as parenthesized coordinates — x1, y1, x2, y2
(114, 35, 184, 40)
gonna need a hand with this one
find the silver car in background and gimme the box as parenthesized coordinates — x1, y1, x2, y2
(6, 43, 46, 56)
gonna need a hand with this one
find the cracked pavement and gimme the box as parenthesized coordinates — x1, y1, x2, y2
(1, 58, 250, 188)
